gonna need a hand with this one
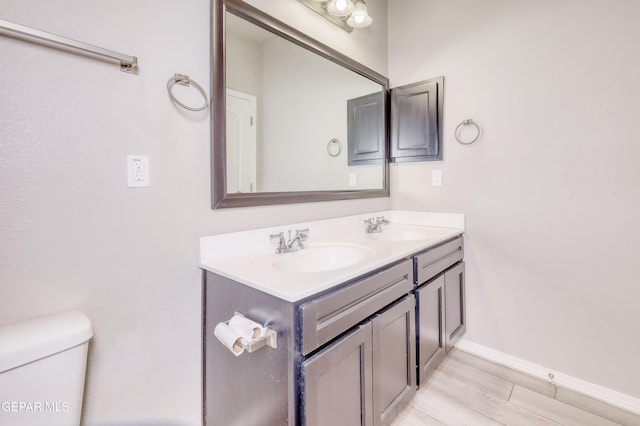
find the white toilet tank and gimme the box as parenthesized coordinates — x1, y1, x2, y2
(0, 310, 93, 426)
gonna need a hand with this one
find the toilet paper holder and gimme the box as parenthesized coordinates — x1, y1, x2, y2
(243, 328, 277, 353)
(220, 312, 277, 354)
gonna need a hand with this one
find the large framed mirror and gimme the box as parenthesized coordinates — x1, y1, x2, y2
(211, 0, 389, 208)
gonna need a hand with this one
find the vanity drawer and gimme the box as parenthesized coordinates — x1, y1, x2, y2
(299, 259, 413, 355)
(414, 236, 463, 284)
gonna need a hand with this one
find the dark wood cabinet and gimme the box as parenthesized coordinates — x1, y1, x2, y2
(204, 235, 465, 426)
(444, 261, 466, 351)
(302, 295, 416, 426)
(390, 76, 443, 162)
(348, 76, 444, 165)
(302, 322, 374, 426)
(372, 296, 416, 426)
(415, 275, 446, 385)
(413, 237, 465, 384)
(347, 91, 386, 166)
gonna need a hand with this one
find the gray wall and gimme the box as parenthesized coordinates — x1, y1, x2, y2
(389, 0, 640, 400)
(0, 0, 388, 424)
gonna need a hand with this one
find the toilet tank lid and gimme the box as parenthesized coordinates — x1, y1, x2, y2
(0, 310, 93, 374)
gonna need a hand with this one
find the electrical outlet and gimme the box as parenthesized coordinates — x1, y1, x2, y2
(127, 155, 150, 187)
(349, 173, 357, 187)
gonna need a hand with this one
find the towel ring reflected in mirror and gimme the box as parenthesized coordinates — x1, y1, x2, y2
(455, 119, 481, 145)
(167, 74, 209, 111)
(327, 138, 342, 157)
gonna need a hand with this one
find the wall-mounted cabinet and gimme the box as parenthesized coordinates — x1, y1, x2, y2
(390, 77, 444, 163)
(348, 76, 444, 166)
(347, 91, 386, 166)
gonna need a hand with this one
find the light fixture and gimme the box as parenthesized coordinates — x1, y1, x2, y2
(298, 0, 373, 33)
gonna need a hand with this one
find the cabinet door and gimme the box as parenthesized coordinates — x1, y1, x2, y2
(444, 262, 466, 351)
(302, 323, 373, 426)
(347, 91, 385, 166)
(390, 76, 443, 162)
(372, 296, 416, 426)
(416, 275, 446, 385)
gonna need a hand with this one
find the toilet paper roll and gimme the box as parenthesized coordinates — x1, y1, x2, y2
(228, 315, 265, 342)
(214, 322, 244, 356)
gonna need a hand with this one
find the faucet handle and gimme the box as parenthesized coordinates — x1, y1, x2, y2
(296, 228, 309, 241)
(269, 231, 284, 240)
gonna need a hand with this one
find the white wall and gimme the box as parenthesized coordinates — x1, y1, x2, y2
(226, 31, 264, 97)
(389, 0, 640, 400)
(0, 0, 388, 424)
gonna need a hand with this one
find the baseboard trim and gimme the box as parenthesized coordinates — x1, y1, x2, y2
(454, 338, 640, 415)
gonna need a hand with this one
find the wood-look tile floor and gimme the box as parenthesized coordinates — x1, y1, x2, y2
(392, 349, 640, 426)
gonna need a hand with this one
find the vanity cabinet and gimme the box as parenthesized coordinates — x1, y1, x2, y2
(202, 229, 465, 426)
(413, 236, 465, 384)
(301, 295, 415, 426)
(299, 260, 415, 426)
(204, 259, 416, 426)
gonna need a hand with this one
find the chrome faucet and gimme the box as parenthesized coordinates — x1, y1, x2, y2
(287, 228, 309, 251)
(270, 228, 309, 254)
(364, 216, 389, 233)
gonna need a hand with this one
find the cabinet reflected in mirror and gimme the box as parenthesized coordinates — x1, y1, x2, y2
(212, 0, 389, 208)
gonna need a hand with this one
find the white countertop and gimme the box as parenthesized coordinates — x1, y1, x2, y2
(199, 210, 464, 302)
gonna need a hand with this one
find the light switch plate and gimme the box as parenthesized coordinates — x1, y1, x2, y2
(431, 170, 442, 187)
(127, 155, 150, 187)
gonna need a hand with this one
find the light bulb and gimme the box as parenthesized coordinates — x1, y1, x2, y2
(327, 0, 354, 17)
(347, 1, 372, 28)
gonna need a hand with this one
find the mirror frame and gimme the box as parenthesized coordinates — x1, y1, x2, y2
(211, 0, 390, 209)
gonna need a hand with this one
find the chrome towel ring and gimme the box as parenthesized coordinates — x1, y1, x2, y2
(167, 74, 208, 111)
(327, 138, 342, 157)
(455, 119, 481, 145)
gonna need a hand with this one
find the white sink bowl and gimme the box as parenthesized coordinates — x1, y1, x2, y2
(272, 244, 374, 273)
(370, 225, 446, 241)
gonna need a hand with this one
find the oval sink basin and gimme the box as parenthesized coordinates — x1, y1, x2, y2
(272, 244, 374, 273)
(370, 225, 443, 241)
